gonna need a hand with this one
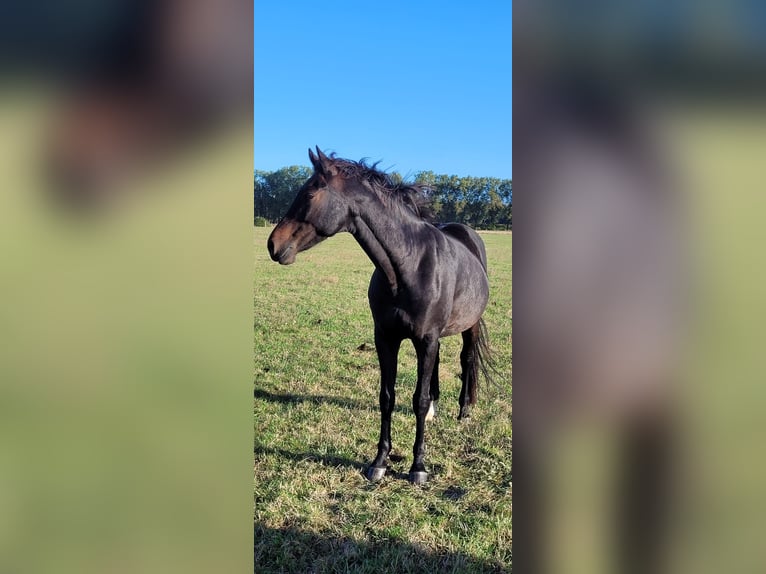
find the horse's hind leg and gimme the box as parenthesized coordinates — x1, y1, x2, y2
(426, 341, 440, 421)
(458, 322, 480, 419)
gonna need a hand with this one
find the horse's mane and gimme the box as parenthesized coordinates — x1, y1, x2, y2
(326, 154, 433, 221)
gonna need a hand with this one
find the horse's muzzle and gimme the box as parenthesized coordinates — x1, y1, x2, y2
(268, 219, 326, 265)
(267, 236, 296, 265)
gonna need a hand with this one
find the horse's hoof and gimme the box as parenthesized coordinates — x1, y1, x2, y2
(409, 471, 429, 485)
(458, 405, 471, 420)
(366, 465, 387, 482)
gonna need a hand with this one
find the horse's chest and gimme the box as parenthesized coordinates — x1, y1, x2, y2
(370, 298, 432, 334)
(368, 290, 443, 336)
(368, 268, 454, 336)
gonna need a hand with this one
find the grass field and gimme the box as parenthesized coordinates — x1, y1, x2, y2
(254, 227, 512, 573)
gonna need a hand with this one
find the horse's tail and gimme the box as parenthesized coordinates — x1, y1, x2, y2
(468, 318, 496, 405)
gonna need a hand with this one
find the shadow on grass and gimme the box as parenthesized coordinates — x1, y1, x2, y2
(254, 445, 366, 471)
(254, 388, 411, 414)
(254, 524, 510, 573)
(255, 388, 363, 410)
(254, 445, 451, 485)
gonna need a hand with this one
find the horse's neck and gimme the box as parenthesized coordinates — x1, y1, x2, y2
(352, 209, 426, 296)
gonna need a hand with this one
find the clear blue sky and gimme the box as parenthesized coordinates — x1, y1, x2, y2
(254, 1, 512, 180)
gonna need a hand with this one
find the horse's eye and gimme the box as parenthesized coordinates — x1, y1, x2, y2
(307, 183, 326, 198)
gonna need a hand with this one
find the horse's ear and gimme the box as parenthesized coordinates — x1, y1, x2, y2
(308, 148, 320, 171)
(315, 146, 337, 176)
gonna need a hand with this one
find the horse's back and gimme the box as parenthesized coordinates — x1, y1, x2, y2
(439, 223, 488, 271)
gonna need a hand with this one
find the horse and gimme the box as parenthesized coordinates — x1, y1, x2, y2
(267, 147, 494, 484)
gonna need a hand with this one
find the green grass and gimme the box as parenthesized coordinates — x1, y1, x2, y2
(254, 228, 512, 573)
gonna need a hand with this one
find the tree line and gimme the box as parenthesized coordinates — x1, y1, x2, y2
(255, 166, 512, 230)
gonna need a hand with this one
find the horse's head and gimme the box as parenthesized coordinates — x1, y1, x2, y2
(267, 146, 352, 265)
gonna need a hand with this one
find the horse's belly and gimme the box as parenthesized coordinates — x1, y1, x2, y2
(440, 289, 489, 337)
(441, 323, 467, 337)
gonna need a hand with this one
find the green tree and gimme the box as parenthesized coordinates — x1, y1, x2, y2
(254, 166, 312, 222)
(255, 165, 511, 229)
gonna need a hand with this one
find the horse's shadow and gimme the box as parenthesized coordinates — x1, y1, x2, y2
(253, 388, 410, 415)
(254, 388, 445, 480)
(254, 388, 363, 410)
(253, 445, 366, 471)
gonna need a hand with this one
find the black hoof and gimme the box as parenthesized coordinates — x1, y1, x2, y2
(458, 405, 471, 420)
(409, 471, 428, 485)
(366, 465, 386, 482)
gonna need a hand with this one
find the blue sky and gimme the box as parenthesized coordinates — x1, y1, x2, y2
(254, 1, 512, 179)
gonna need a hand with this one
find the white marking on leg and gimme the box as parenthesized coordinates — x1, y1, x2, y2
(425, 401, 436, 421)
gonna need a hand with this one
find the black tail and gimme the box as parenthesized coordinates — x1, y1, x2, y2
(468, 318, 497, 404)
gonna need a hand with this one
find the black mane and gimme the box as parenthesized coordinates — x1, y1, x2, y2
(326, 155, 433, 221)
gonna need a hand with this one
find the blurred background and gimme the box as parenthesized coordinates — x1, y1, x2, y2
(0, 2, 252, 573)
(514, 1, 766, 573)
(3, 1, 766, 572)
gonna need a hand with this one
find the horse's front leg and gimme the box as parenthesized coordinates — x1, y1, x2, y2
(410, 334, 439, 484)
(366, 328, 400, 482)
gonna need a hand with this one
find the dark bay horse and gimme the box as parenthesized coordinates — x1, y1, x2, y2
(267, 147, 493, 484)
